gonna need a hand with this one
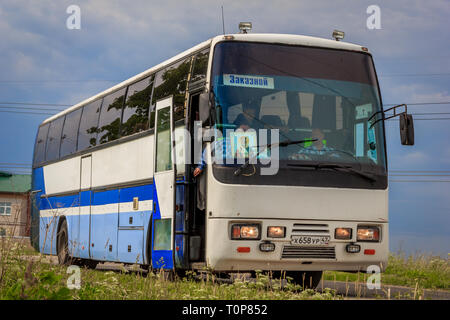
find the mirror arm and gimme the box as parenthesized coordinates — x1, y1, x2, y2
(369, 104, 408, 128)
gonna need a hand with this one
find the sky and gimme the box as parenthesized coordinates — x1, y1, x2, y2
(0, 0, 448, 257)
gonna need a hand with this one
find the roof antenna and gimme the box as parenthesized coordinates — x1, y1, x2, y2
(221, 6, 225, 35)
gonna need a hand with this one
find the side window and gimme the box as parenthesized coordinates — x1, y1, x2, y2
(122, 75, 154, 137)
(45, 116, 65, 162)
(97, 88, 126, 145)
(190, 48, 209, 83)
(155, 107, 172, 172)
(77, 99, 102, 151)
(0, 202, 12, 216)
(152, 57, 192, 123)
(33, 123, 50, 165)
(60, 108, 82, 157)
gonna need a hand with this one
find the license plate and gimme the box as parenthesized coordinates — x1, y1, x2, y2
(291, 235, 330, 246)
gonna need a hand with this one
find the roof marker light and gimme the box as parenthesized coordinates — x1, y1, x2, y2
(332, 29, 345, 41)
(239, 22, 252, 34)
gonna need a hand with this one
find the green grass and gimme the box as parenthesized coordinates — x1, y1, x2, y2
(323, 252, 450, 291)
(0, 238, 340, 300)
(1, 238, 448, 300)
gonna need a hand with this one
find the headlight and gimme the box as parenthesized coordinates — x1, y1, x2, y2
(267, 226, 286, 238)
(357, 226, 380, 242)
(231, 224, 261, 240)
(335, 228, 352, 240)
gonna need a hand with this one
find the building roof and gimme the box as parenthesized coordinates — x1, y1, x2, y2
(0, 171, 31, 193)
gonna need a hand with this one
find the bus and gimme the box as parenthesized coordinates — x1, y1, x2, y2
(30, 29, 414, 288)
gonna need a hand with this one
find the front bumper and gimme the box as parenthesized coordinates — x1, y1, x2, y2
(205, 218, 389, 272)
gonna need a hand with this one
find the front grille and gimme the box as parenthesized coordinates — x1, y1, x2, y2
(291, 223, 330, 235)
(282, 246, 336, 259)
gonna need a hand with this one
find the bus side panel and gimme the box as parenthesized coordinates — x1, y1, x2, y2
(78, 190, 91, 259)
(39, 193, 79, 255)
(117, 184, 153, 264)
(90, 189, 119, 261)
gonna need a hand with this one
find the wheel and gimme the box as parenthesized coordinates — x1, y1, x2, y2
(285, 271, 323, 290)
(57, 219, 70, 265)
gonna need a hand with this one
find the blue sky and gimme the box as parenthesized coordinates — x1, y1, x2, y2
(0, 0, 448, 257)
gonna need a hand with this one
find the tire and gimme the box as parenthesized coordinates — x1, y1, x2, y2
(74, 258, 98, 269)
(286, 271, 323, 290)
(57, 219, 70, 265)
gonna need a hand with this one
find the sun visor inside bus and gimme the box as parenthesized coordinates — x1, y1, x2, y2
(312, 94, 337, 130)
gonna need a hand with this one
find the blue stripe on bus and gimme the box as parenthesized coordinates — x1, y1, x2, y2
(119, 184, 153, 202)
(92, 189, 119, 206)
(80, 190, 91, 206)
(40, 194, 80, 210)
(39, 185, 154, 210)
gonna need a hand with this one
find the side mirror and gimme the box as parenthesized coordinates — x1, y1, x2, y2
(199, 92, 211, 125)
(400, 113, 414, 145)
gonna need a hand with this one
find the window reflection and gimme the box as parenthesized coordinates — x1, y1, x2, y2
(97, 88, 126, 145)
(152, 57, 192, 122)
(77, 99, 102, 151)
(122, 75, 154, 136)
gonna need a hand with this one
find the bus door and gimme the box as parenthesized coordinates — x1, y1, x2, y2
(152, 96, 176, 269)
(79, 155, 92, 259)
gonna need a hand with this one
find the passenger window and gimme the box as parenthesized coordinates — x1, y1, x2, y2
(152, 57, 192, 122)
(122, 75, 154, 136)
(33, 123, 50, 165)
(190, 49, 209, 84)
(97, 88, 126, 145)
(155, 107, 172, 172)
(60, 108, 82, 157)
(45, 116, 65, 162)
(77, 99, 102, 151)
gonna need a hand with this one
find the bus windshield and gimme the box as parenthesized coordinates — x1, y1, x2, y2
(210, 41, 387, 188)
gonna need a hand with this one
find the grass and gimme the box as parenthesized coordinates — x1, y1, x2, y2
(0, 238, 340, 300)
(1, 238, 448, 300)
(323, 252, 450, 291)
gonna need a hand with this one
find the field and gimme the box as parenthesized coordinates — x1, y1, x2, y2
(0, 237, 448, 300)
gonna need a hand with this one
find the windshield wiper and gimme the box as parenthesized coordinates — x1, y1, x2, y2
(287, 162, 377, 182)
(233, 139, 317, 176)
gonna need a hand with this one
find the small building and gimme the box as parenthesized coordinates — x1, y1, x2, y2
(0, 171, 31, 237)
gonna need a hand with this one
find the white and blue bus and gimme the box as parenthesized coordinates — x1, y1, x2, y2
(30, 30, 414, 288)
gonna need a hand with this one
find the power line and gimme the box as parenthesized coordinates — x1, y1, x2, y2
(0, 105, 65, 112)
(390, 180, 450, 183)
(390, 170, 450, 172)
(0, 110, 55, 116)
(0, 80, 118, 83)
(0, 102, 72, 107)
(379, 73, 450, 77)
(384, 102, 450, 106)
(387, 117, 450, 121)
